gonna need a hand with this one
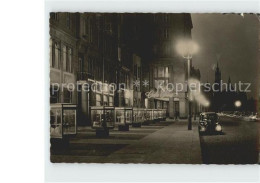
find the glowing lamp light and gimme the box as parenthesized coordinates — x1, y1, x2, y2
(204, 101, 210, 107)
(176, 39, 199, 58)
(188, 78, 210, 107)
(234, 100, 242, 108)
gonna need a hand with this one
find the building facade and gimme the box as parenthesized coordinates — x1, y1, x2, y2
(49, 13, 196, 125)
(140, 14, 195, 118)
(49, 13, 78, 105)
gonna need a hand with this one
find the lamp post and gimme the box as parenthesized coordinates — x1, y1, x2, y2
(176, 39, 199, 130)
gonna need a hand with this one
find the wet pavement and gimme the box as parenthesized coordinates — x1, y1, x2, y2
(51, 120, 202, 163)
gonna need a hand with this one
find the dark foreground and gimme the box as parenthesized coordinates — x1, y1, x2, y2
(51, 120, 201, 163)
(50, 117, 259, 164)
(199, 116, 259, 164)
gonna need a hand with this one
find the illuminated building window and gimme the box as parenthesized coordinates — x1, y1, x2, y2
(125, 98, 129, 105)
(103, 95, 108, 106)
(109, 96, 113, 106)
(158, 67, 165, 77)
(96, 94, 101, 106)
(153, 66, 169, 89)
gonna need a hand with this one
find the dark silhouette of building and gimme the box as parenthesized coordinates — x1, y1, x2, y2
(210, 63, 248, 112)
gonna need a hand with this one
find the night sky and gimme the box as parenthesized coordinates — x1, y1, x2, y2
(191, 14, 259, 98)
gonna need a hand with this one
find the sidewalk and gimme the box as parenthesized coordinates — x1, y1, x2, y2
(104, 120, 202, 163)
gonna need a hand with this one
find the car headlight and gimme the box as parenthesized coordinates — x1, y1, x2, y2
(215, 124, 222, 131)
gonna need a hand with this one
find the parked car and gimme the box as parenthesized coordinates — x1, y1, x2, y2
(199, 112, 222, 134)
(248, 113, 258, 121)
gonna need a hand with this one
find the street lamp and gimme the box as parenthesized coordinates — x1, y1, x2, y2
(176, 39, 199, 130)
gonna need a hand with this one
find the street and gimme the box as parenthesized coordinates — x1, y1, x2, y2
(51, 117, 259, 164)
(200, 116, 259, 164)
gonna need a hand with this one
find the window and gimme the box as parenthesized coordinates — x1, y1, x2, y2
(103, 95, 108, 106)
(50, 85, 59, 103)
(50, 13, 58, 21)
(54, 42, 60, 69)
(89, 23, 93, 42)
(153, 66, 169, 89)
(164, 29, 168, 39)
(96, 83, 102, 93)
(105, 22, 112, 34)
(109, 96, 113, 106)
(165, 67, 169, 77)
(63, 88, 72, 103)
(78, 57, 83, 73)
(61, 46, 72, 72)
(84, 19, 88, 35)
(96, 94, 101, 106)
(158, 67, 165, 77)
(125, 98, 129, 105)
(153, 67, 157, 78)
(121, 72, 130, 89)
(163, 102, 168, 109)
(126, 74, 130, 89)
(134, 65, 137, 78)
(154, 66, 168, 78)
(67, 48, 72, 72)
(87, 57, 91, 73)
(157, 101, 162, 109)
(66, 13, 71, 29)
(134, 65, 141, 80)
(109, 85, 115, 95)
(164, 14, 168, 22)
(62, 46, 66, 71)
(138, 66, 141, 79)
(174, 101, 180, 112)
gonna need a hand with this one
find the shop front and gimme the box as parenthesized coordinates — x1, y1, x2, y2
(90, 106, 115, 137)
(50, 103, 77, 147)
(132, 108, 145, 127)
(115, 107, 133, 131)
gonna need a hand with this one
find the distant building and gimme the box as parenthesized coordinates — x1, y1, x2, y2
(211, 63, 248, 112)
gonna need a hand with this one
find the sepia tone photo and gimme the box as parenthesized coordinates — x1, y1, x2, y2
(49, 13, 260, 164)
